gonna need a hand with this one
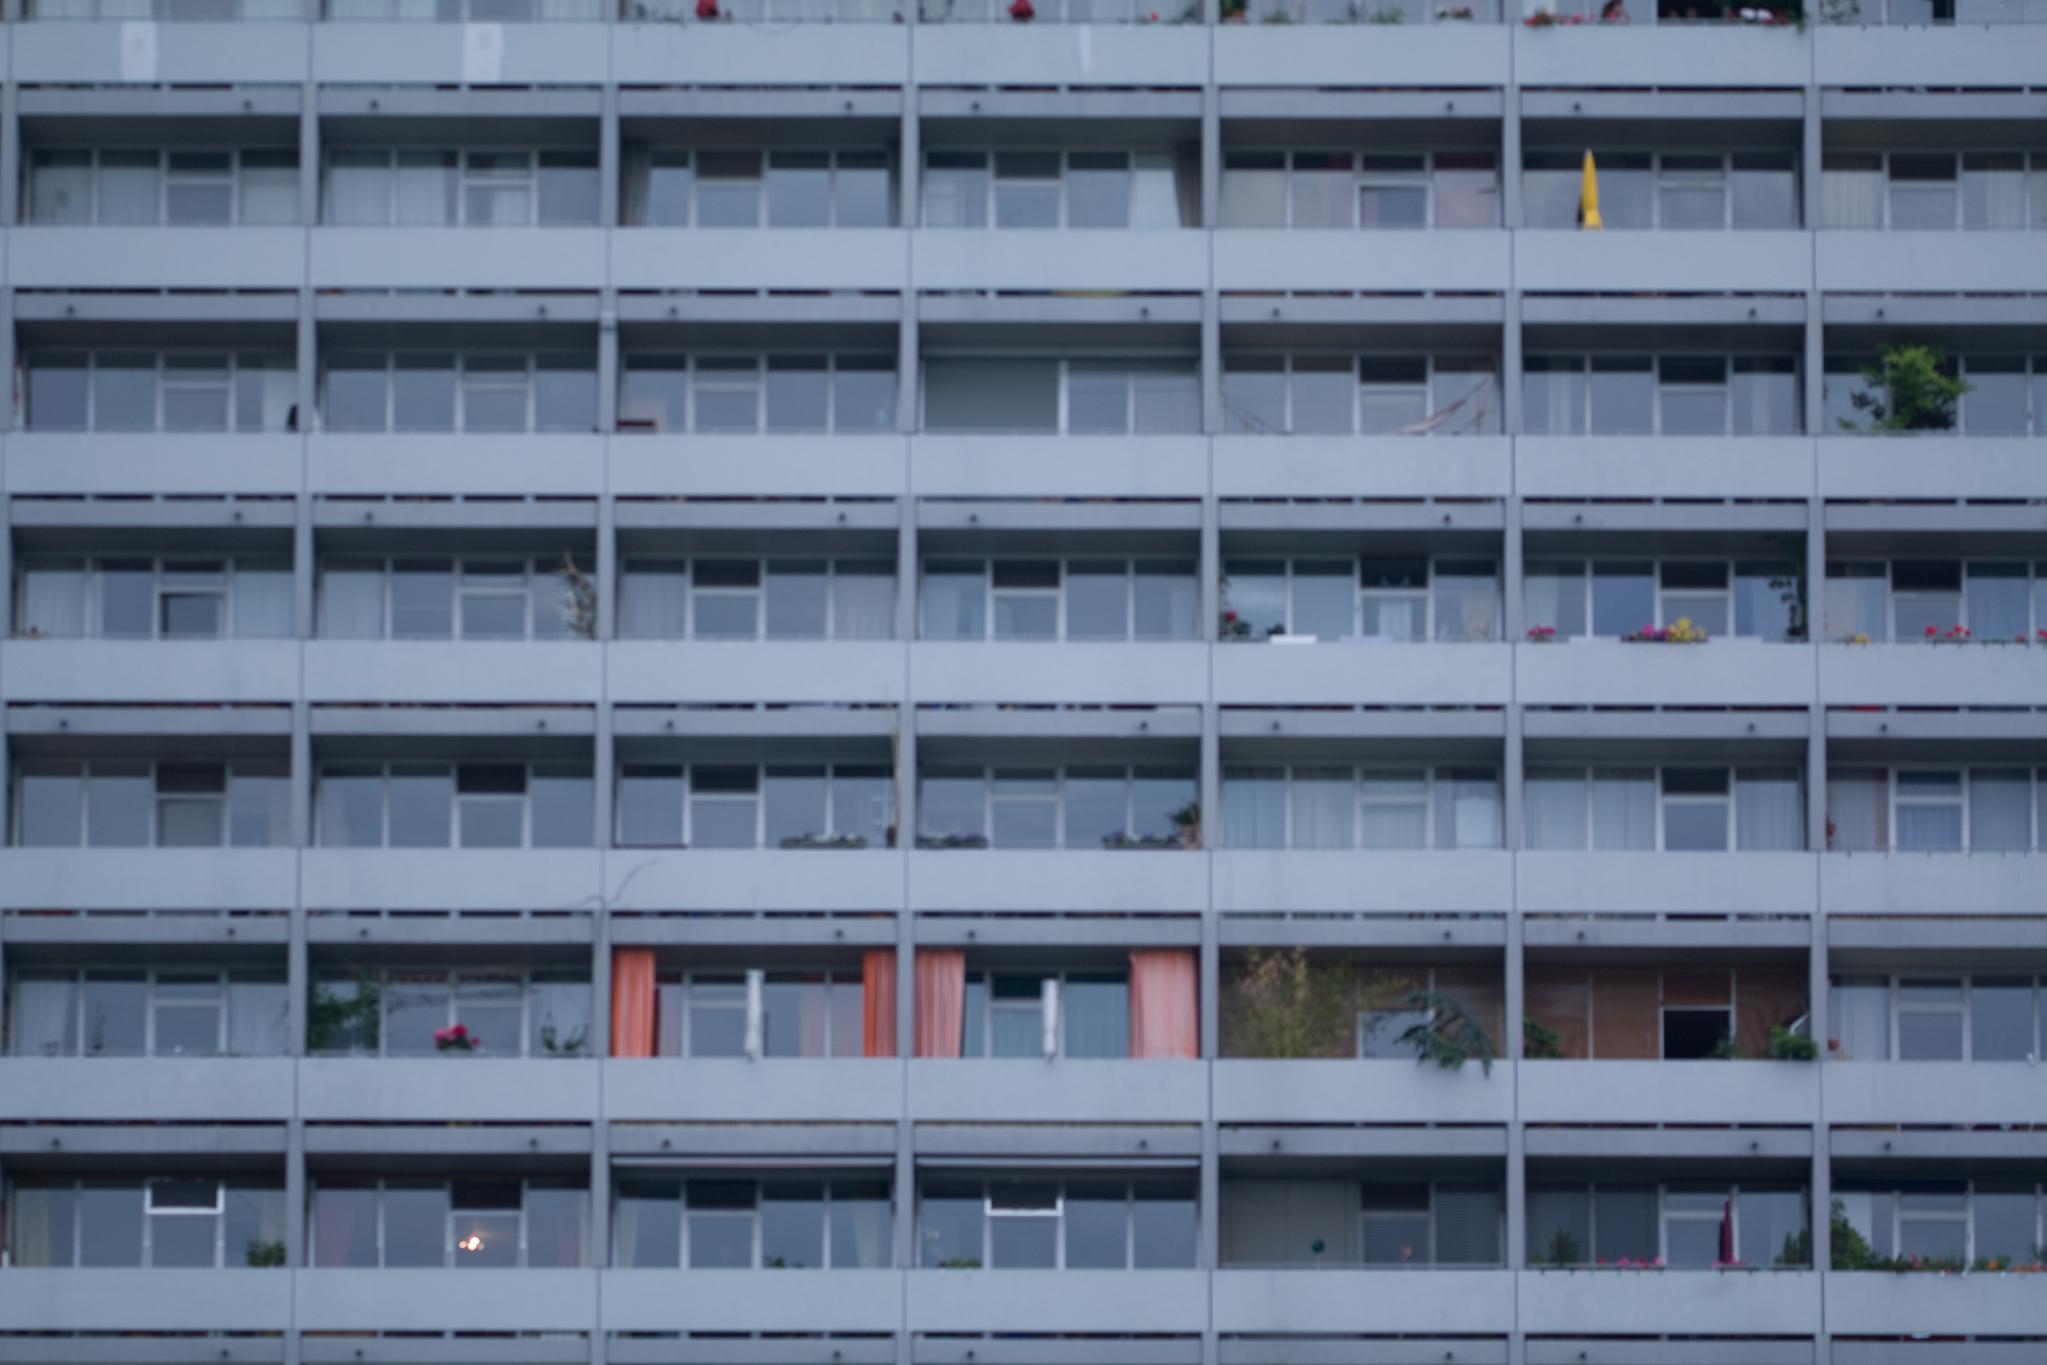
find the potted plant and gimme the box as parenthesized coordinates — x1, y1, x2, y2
(1169, 800, 1201, 849)
(1229, 947, 1352, 1058)
(434, 1023, 481, 1053)
(1842, 342, 1970, 433)
(1768, 1024, 1818, 1060)
(1523, 1013, 1564, 1058)
(1525, 625, 1557, 643)
(1625, 617, 1708, 643)
(1396, 991, 1496, 1074)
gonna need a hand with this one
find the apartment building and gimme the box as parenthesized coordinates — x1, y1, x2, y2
(1, 4, 2045, 1365)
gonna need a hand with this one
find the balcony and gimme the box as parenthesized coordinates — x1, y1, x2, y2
(1824, 1270, 2047, 1338)
(1214, 435, 1513, 501)
(1517, 852, 1817, 916)
(906, 1058, 1206, 1123)
(1518, 1267, 1820, 1336)
(0, 639, 299, 705)
(612, 229, 907, 294)
(295, 1269, 599, 1334)
(1212, 229, 1510, 294)
(604, 1269, 903, 1334)
(610, 18, 909, 86)
(910, 434, 1208, 499)
(609, 640, 903, 706)
(2, 1269, 290, 1333)
(1817, 230, 2047, 296)
(13, 17, 307, 83)
(1213, 1269, 1516, 1336)
(603, 1057, 904, 1122)
(299, 850, 604, 911)
(1515, 640, 1813, 707)
(1515, 230, 1810, 295)
(914, 21, 1208, 86)
(301, 640, 600, 705)
(310, 228, 608, 292)
(1813, 22, 2047, 89)
(1817, 642, 2047, 708)
(1825, 1062, 2047, 1128)
(1519, 1060, 1820, 1127)
(1212, 850, 1513, 915)
(911, 230, 1206, 294)
(11, 226, 303, 291)
(1516, 436, 1816, 502)
(1213, 1058, 1512, 1126)
(1820, 852, 2045, 918)
(306, 434, 606, 498)
(0, 1057, 294, 1122)
(608, 434, 910, 500)
(911, 641, 1205, 706)
(1817, 436, 2047, 503)
(0, 849, 298, 911)
(1513, 23, 1811, 89)
(315, 17, 609, 83)
(1211, 23, 1511, 88)
(1214, 641, 1511, 707)
(906, 1269, 1208, 1333)
(3, 432, 303, 498)
(298, 1057, 599, 1122)
(605, 848, 906, 913)
(908, 848, 1208, 912)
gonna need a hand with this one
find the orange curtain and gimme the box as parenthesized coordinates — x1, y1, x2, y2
(610, 948, 657, 1059)
(862, 948, 898, 1058)
(913, 948, 966, 1058)
(1128, 950, 1199, 1059)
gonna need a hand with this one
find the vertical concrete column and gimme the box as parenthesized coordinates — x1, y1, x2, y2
(1199, 85, 1221, 435)
(3, 77, 23, 228)
(600, 84, 622, 229)
(897, 86, 921, 435)
(892, 502, 919, 1329)
(1803, 288, 1824, 451)
(1502, 496, 1524, 649)
(1801, 89, 1822, 238)
(1806, 499, 1827, 854)
(1499, 84, 1522, 232)
(597, 300, 620, 439)
(1501, 290, 1522, 439)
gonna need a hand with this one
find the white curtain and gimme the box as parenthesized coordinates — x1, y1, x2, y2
(832, 573, 896, 641)
(1289, 769, 1353, 850)
(1830, 978, 1891, 1062)
(1969, 770, 2033, 852)
(395, 154, 457, 227)
(317, 568, 385, 639)
(1359, 772, 1428, 850)
(1820, 168, 1882, 230)
(621, 148, 652, 227)
(1826, 769, 1887, 852)
(619, 570, 688, 639)
(1129, 152, 1180, 230)
(1436, 774, 1500, 850)
(9, 976, 75, 1056)
(1222, 768, 1286, 850)
(233, 566, 296, 639)
(227, 979, 289, 1056)
(1523, 770, 1587, 851)
(22, 566, 87, 637)
(324, 154, 392, 225)
(1735, 770, 1803, 852)
(1521, 570, 1577, 638)
(1590, 769, 1655, 851)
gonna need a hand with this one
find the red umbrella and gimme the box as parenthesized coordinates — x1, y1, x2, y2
(1719, 1197, 1736, 1265)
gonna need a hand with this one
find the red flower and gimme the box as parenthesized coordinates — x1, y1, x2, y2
(1925, 624, 1938, 637)
(695, 0, 720, 16)
(1009, 0, 1034, 17)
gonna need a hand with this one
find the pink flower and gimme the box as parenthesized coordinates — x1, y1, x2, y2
(1925, 625, 1938, 637)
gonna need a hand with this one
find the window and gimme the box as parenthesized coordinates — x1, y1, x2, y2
(1527, 1184, 1808, 1268)
(8, 969, 287, 1058)
(951, 970, 1131, 1059)
(1522, 560, 1801, 641)
(920, 1177, 1195, 1270)
(1828, 974, 2044, 1064)
(617, 557, 896, 642)
(1221, 765, 1501, 851)
(1219, 558, 1501, 642)
(1524, 356, 1798, 436)
(1221, 354, 1500, 436)
(922, 358, 1200, 435)
(19, 556, 293, 640)
(923, 150, 1192, 230)
(1821, 560, 2047, 641)
(1835, 1182, 2047, 1268)
(307, 968, 589, 1058)
(309, 1179, 586, 1268)
(23, 351, 296, 434)
(26, 148, 298, 225)
(1524, 151, 1795, 230)
(624, 147, 891, 228)
(618, 354, 898, 434)
(16, 760, 288, 848)
(917, 766, 1197, 851)
(6, 1180, 285, 1269)
(1523, 767, 1801, 852)
(323, 149, 597, 226)
(614, 763, 891, 850)
(320, 352, 596, 434)
(314, 762, 592, 849)
(1221, 150, 1497, 229)
(921, 559, 1198, 642)
(316, 556, 592, 641)
(614, 1177, 891, 1268)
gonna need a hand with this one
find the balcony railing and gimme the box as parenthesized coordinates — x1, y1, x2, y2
(1238, 0, 1502, 20)
(921, 0, 1200, 18)
(629, 0, 898, 17)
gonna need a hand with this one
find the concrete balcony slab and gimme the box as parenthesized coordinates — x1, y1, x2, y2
(907, 1058, 1206, 1123)
(907, 848, 1207, 912)
(1213, 1269, 1516, 1335)
(603, 1057, 905, 1122)
(906, 1268, 1208, 1332)
(299, 1057, 599, 1122)
(1213, 850, 1514, 915)
(1517, 852, 1817, 916)
(1519, 1267, 1820, 1335)
(1515, 640, 1814, 707)
(0, 1057, 294, 1122)
(1213, 1058, 1512, 1126)
(1519, 1060, 1820, 1127)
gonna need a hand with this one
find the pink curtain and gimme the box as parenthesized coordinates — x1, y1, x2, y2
(1129, 950, 1199, 1059)
(610, 948, 657, 1059)
(913, 949, 966, 1058)
(862, 949, 898, 1059)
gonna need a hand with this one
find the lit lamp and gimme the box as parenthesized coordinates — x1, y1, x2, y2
(458, 1233, 484, 1253)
